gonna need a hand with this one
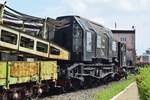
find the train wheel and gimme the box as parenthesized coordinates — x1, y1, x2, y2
(0, 93, 3, 100)
(59, 86, 66, 93)
(83, 77, 95, 88)
(1, 91, 21, 100)
(71, 79, 83, 91)
(12, 91, 22, 100)
(61, 81, 72, 92)
(31, 87, 43, 99)
(114, 74, 121, 81)
(23, 89, 33, 100)
(22, 97, 32, 100)
(2, 92, 9, 100)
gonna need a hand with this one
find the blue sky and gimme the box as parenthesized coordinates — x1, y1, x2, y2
(1, 0, 150, 55)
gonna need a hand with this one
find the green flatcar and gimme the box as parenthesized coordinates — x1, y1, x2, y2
(0, 61, 57, 99)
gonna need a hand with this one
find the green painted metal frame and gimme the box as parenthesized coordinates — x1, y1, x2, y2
(0, 61, 57, 89)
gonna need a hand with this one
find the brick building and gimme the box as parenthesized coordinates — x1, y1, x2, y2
(111, 29, 136, 65)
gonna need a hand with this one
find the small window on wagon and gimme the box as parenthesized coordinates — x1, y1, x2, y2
(97, 34, 101, 48)
(112, 41, 117, 52)
(1, 30, 17, 45)
(20, 36, 34, 49)
(86, 31, 92, 52)
(50, 46, 60, 55)
(36, 42, 48, 53)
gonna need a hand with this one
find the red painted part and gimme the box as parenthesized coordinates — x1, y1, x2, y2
(57, 80, 71, 86)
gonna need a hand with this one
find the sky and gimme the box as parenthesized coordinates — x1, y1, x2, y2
(0, 0, 150, 55)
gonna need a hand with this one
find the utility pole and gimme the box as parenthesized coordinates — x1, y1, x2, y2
(115, 21, 117, 29)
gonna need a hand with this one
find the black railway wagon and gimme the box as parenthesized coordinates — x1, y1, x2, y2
(55, 16, 114, 63)
(54, 16, 127, 89)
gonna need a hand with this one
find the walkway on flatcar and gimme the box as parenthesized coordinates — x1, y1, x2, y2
(111, 82, 139, 100)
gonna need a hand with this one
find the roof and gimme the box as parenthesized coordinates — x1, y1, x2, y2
(111, 29, 135, 34)
(74, 16, 113, 38)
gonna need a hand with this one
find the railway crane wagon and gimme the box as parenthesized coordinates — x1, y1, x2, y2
(54, 16, 127, 89)
(0, 3, 127, 100)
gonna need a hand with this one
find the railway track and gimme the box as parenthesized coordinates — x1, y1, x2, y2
(34, 79, 126, 100)
(36, 85, 106, 100)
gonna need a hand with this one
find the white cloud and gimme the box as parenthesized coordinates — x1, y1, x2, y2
(118, 0, 150, 11)
(118, 0, 135, 11)
(82, 0, 113, 4)
(63, 0, 88, 15)
(63, 0, 150, 13)
(90, 17, 106, 25)
(0, 0, 7, 4)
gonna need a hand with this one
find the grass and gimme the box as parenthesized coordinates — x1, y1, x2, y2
(94, 75, 135, 100)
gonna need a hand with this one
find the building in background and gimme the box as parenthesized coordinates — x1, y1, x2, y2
(111, 29, 136, 66)
(139, 48, 150, 64)
(139, 53, 150, 64)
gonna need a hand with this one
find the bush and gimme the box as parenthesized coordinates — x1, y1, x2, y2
(136, 66, 150, 100)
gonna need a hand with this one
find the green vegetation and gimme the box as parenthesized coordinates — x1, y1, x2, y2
(94, 75, 135, 100)
(136, 66, 150, 100)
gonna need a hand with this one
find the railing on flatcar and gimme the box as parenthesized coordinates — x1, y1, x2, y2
(0, 24, 69, 60)
(0, 3, 69, 60)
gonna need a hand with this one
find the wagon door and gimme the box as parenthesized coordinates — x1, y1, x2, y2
(96, 34, 101, 57)
(84, 30, 96, 61)
(101, 34, 109, 58)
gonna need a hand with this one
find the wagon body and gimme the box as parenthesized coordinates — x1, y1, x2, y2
(0, 61, 57, 89)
